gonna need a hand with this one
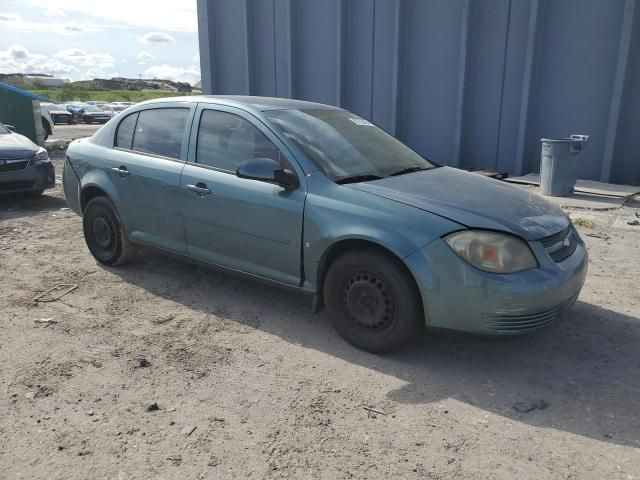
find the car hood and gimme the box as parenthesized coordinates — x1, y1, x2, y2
(0, 132, 39, 158)
(348, 166, 569, 240)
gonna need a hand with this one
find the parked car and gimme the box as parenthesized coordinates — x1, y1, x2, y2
(65, 103, 111, 124)
(63, 96, 588, 352)
(41, 103, 73, 124)
(86, 101, 108, 109)
(108, 104, 129, 113)
(0, 122, 54, 195)
(98, 105, 119, 118)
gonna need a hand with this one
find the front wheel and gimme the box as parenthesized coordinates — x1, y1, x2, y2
(323, 249, 423, 353)
(83, 196, 136, 266)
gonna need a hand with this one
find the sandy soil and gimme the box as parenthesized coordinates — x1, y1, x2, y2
(1, 156, 639, 479)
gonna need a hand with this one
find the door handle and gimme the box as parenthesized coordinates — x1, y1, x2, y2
(111, 166, 130, 177)
(186, 182, 212, 195)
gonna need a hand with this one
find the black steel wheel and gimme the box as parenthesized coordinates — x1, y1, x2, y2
(324, 249, 422, 352)
(83, 196, 136, 266)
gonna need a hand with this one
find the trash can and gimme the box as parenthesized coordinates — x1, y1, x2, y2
(539, 134, 589, 197)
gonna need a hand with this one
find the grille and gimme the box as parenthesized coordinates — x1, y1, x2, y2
(0, 180, 35, 191)
(0, 158, 30, 172)
(484, 292, 579, 333)
(539, 225, 577, 263)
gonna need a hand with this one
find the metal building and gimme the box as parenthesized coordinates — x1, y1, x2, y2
(197, 0, 640, 184)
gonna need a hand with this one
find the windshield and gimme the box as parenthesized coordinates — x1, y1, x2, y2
(0, 123, 9, 134)
(265, 109, 435, 181)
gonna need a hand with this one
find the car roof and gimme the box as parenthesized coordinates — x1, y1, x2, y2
(140, 95, 339, 112)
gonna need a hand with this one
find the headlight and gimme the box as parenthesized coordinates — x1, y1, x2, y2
(444, 230, 537, 273)
(33, 148, 49, 161)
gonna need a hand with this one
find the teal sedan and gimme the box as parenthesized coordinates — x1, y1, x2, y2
(63, 96, 588, 352)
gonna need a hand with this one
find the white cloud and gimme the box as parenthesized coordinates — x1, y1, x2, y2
(0, 12, 20, 22)
(139, 32, 174, 45)
(137, 51, 155, 61)
(82, 68, 119, 80)
(0, 11, 99, 34)
(54, 49, 115, 69)
(143, 64, 200, 83)
(8, 44, 29, 60)
(26, 0, 197, 32)
(0, 44, 78, 75)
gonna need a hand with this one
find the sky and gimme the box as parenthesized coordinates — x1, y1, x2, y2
(0, 0, 200, 84)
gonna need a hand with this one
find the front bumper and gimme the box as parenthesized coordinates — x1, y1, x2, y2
(0, 160, 56, 194)
(404, 235, 588, 335)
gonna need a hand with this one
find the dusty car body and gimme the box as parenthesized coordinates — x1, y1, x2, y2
(41, 103, 73, 124)
(62, 96, 588, 351)
(0, 122, 54, 195)
(65, 103, 111, 124)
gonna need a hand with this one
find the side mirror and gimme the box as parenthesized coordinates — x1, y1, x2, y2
(5, 125, 16, 132)
(236, 158, 299, 189)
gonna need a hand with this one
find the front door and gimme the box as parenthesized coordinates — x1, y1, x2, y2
(180, 105, 306, 286)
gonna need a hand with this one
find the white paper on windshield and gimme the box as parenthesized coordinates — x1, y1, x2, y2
(348, 117, 374, 126)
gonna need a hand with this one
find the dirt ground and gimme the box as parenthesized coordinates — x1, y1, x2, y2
(1, 154, 639, 480)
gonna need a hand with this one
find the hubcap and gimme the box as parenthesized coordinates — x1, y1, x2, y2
(343, 272, 395, 332)
(93, 216, 112, 247)
(90, 212, 117, 258)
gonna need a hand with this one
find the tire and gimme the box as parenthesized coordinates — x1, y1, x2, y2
(83, 196, 136, 266)
(323, 249, 423, 353)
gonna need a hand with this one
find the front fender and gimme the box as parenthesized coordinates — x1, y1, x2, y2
(302, 173, 462, 293)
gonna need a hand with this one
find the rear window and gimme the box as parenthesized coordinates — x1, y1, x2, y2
(115, 112, 138, 149)
(116, 108, 189, 159)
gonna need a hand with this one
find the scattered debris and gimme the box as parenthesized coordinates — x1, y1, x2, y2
(24, 391, 39, 401)
(627, 219, 640, 226)
(136, 357, 152, 368)
(146, 403, 160, 412)
(363, 406, 387, 417)
(34, 283, 78, 303)
(167, 407, 176, 412)
(181, 425, 197, 436)
(34, 317, 57, 326)
(166, 455, 182, 465)
(573, 217, 596, 228)
(86, 410, 95, 416)
(207, 456, 220, 467)
(513, 399, 548, 413)
(585, 232, 610, 241)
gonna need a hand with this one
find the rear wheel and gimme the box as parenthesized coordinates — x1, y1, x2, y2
(83, 196, 136, 266)
(323, 249, 423, 353)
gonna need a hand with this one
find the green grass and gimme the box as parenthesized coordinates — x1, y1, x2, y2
(29, 89, 193, 104)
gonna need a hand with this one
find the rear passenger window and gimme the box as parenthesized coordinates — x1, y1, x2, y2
(115, 112, 138, 149)
(131, 108, 189, 159)
(196, 110, 281, 171)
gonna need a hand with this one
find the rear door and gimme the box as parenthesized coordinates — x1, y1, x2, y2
(179, 104, 306, 286)
(108, 104, 194, 253)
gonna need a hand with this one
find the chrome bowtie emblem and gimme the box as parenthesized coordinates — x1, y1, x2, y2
(563, 234, 571, 247)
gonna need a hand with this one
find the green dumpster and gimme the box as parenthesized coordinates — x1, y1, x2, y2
(0, 81, 50, 145)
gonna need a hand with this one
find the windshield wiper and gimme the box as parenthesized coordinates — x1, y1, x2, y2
(388, 166, 430, 177)
(335, 174, 384, 185)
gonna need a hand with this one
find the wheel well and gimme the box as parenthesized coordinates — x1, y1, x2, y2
(314, 239, 422, 312)
(80, 186, 107, 213)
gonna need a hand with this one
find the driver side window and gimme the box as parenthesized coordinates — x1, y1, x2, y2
(196, 110, 282, 172)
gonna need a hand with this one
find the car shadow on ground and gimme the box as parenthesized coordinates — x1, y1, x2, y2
(0, 191, 68, 220)
(109, 250, 639, 448)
